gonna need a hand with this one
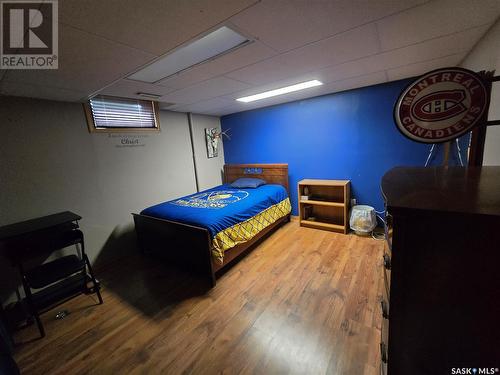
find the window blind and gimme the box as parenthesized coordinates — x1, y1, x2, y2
(88, 96, 158, 129)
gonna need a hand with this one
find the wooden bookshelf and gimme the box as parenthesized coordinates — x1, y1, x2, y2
(298, 179, 350, 234)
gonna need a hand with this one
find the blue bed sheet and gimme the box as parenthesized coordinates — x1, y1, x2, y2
(141, 184, 289, 239)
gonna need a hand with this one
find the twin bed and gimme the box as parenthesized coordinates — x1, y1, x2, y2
(132, 164, 291, 286)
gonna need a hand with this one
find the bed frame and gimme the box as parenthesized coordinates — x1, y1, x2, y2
(132, 163, 290, 286)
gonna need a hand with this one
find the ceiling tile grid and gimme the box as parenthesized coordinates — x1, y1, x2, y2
(98, 79, 177, 99)
(58, 0, 259, 56)
(159, 76, 251, 106)
(229, 0, 429, 52)
(1, 23, 156, 97)
(386, 52, 467, 81)
(376, 0, 500, 51)
(0, 0, 498, 115)
(0, 80, 87, 102)
(211, 70, 390, 116)
(225, 23, 382, 85)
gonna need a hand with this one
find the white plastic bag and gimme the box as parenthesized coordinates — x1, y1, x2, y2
(350, 205, 376, 234)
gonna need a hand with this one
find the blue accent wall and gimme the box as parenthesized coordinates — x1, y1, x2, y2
(221, 79, 467, 215)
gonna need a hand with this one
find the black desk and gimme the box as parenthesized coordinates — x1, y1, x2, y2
(0, 211, 81, 262)
(0, 211, 81, 242)
(0, 211, 102, 338)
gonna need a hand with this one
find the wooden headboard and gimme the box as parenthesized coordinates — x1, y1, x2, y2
(223, 164, 289, 193)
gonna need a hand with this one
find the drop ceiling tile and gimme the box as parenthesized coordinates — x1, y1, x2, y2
(156, 64, 219, 90)
(161, 76, 251, 105)
(387, 53, 466, 81)
(158, 40, 275, 95)
(281, 24, 381, 73)
(203, 40, 277, 76)
(172, 97, 236, 114)
(158, 102, 178, 110)
(231, 0, 427, 52)
(0, 81, 87, 102)
(375, 24, 487, 64)
(461, 20, 500, 70)
(97, 79, 176, 99)
(200, 109, 229, 116)
(226, 27, 475, 101)
(2, 24, 155, 96)
(325, 70, 388, 93)
(377, 0, 500, 51)
(309, 24, 489, 83)
(224, 54, 296, 85)
(225, 24, 381, 86)
(216, 97, 293, 116)
(217, 107, 242, 116)
(60, 0, 258, 55)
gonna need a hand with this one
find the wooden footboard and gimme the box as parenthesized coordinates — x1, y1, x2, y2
(132, 213, 216, 286)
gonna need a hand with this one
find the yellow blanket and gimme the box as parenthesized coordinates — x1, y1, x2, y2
(211, 197, 291, 264)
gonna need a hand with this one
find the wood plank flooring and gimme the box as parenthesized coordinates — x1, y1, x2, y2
(13, 221, 384, 375)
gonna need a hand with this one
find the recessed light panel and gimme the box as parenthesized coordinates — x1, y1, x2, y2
(128, 26, 249, 83)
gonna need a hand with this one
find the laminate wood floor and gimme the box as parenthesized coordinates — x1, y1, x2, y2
(13, 221, 384, 375)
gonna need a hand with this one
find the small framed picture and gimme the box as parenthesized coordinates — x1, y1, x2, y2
(205, 128, 219, 158)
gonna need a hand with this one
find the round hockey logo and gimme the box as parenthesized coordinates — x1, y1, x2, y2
(394, 67, 488, 143)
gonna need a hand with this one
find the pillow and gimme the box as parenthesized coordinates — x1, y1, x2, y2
(230, 177, 266, 188)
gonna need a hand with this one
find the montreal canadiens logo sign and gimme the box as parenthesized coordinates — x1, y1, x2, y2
(394, 67, 488, 143)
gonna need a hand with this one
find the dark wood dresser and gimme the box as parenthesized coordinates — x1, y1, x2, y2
(380, 166, 500, 375)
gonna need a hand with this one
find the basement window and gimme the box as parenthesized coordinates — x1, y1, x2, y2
(84, 95, 160, 133)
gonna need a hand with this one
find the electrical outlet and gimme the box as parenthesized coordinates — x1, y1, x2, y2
(351, 198, 357, 206)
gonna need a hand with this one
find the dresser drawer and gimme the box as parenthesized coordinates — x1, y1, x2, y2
(382, 246, 391, 320)
(383, 235, 392, 258)
(383, 250, 391, 295)
(384, 212, 393, 254)
(383, 255, 391, 290)
(380, 316, 389, 367)
(382, 280, 390, 318)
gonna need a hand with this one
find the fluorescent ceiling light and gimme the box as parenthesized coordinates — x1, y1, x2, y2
(128, 26, 249, 83)
(236, 80, 323, 103)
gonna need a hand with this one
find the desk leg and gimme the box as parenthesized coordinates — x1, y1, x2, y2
(79, 239, 103, 305)
(84, 254, 103, 305)
(20, 273, 45, 338)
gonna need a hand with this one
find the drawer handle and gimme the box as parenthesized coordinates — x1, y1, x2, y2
(384, 213, 393, 243)
(380, 342, 388, 363)
(381, 300, 389, 319)
(383, 254, 391, 270)
(385, 213, 393, 227)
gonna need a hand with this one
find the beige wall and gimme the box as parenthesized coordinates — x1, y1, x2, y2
(461, 19, 500, 165)
(0, 95, 224, 304)
(190, 113, 226, 191)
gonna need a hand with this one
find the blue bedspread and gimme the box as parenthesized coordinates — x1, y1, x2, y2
(141, 184, 289, 239)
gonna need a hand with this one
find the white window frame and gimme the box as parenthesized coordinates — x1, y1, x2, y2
(83, 95, 161, 133)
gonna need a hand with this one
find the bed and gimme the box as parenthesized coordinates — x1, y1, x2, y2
(132, 164, 291, 286)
